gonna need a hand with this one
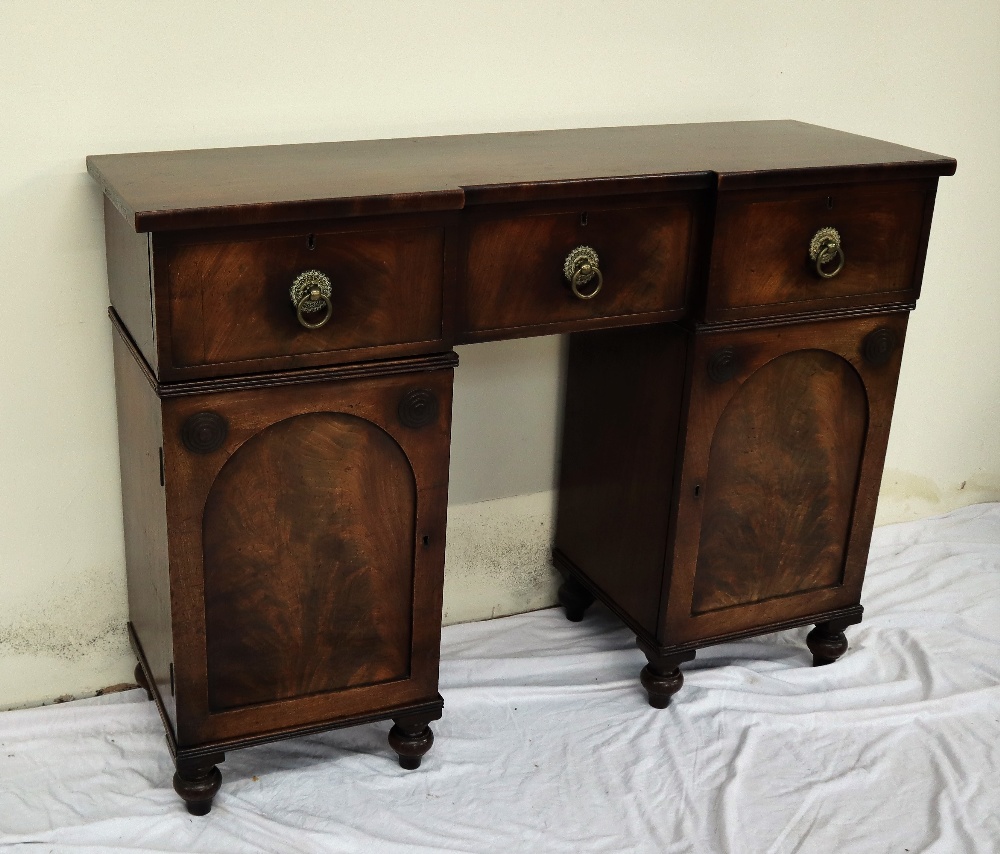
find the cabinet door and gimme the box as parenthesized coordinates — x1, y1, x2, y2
(160, 367, 453, 746)
(661, 313, 907, 645)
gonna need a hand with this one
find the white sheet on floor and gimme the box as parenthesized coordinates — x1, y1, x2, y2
(2, 504, 999, 853)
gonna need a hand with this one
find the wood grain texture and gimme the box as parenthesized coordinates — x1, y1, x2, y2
(554, 324, 688, 637)
(87, 121, 954, 232)
(551, 313, 907, 663)
(462, 199, 695, 337)
(388, 710, 440, 770)
(96, 122, 954, 790)
(806, 618, 855, 666)
(203, 412, 416, 711)
(161, 368, 453, 746)
(173, 696, 444, 761)
(662, 312, 909, 646)
(157, 217, 445, 374)
(637, 644, 696, 709)
(112, 331, 176, 731)
(110, 308, 460, 399)
(690, 349, 868, 614)
(94, 125, 954, 387)
(173, 754, 224, 816)
(706, 181, 933, 321)
(106, 198, 156, 369)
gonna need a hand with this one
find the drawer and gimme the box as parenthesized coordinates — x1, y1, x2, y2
(154, 218, 447, 377)
(704, 180, 935, 321)
(461, 201, 695, 339)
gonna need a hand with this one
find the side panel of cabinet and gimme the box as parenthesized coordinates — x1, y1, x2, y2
(112, 331, 176, 729)
(661, 313, 908, 645)
(160, 369, 453, 746)
(554, 325, 688, 637)
(106, 197, 157, 370)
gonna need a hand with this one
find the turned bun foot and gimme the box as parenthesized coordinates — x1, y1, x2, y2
(640, 663, 684, 709)
(806, 622, 850, 666)
(173, 755, 224, 815)
(134, 662, 153, 702)
(637, 643, 697, 709)
(558, 575, 595, 622)
(389, 718, 435, 770)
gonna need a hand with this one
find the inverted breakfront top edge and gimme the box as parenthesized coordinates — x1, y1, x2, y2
(86, 121, 955, 233)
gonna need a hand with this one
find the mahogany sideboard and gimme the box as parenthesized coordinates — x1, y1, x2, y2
(87, 121, 955, 814)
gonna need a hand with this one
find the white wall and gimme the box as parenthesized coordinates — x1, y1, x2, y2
(1, 1, 997, 710)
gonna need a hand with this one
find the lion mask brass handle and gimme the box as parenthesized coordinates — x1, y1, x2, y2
(809, 227, 845, 279)
(290, 270, 333, 329)
(563, 246, 603, 300)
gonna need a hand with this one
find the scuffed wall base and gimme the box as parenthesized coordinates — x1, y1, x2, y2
(9, 483, 1000, 711)
(0, 490, 565, 710)
(875, 469, 1000, 526)
(0, 654, 134, 712)
(443, 490, 562, 625)
(0, 570, 134, 712)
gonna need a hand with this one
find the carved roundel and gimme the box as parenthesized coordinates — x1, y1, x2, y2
(862, 326, 898, 366)
(398, 388, 439, 429)
(707, 346, 740, 383)
(181, 411, 229, 454)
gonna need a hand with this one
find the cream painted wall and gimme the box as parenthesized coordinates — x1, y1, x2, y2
(1, 1, 997, 710)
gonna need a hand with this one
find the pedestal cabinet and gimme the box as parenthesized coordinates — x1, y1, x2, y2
(554, 312, 908, 703)
(89, 121, 954, 813)
(112, 322, 454, 813)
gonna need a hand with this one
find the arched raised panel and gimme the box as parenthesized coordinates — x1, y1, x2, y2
(202, 412, 417, 712)
(691, 349, 868, 615)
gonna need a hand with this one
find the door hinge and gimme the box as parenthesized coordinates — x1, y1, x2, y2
(169, 662, 175, 696)
(159, 447, 165, 487)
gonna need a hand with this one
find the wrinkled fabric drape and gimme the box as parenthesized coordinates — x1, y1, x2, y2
(2, 503, 999, 853)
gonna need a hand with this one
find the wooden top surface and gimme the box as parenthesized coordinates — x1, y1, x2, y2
(87, 121, 955, 232)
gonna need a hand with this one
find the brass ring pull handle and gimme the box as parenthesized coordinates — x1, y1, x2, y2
(563, 246, 603, 300)
(809, 227, 845, 279)
(290, 270, 333, 329)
